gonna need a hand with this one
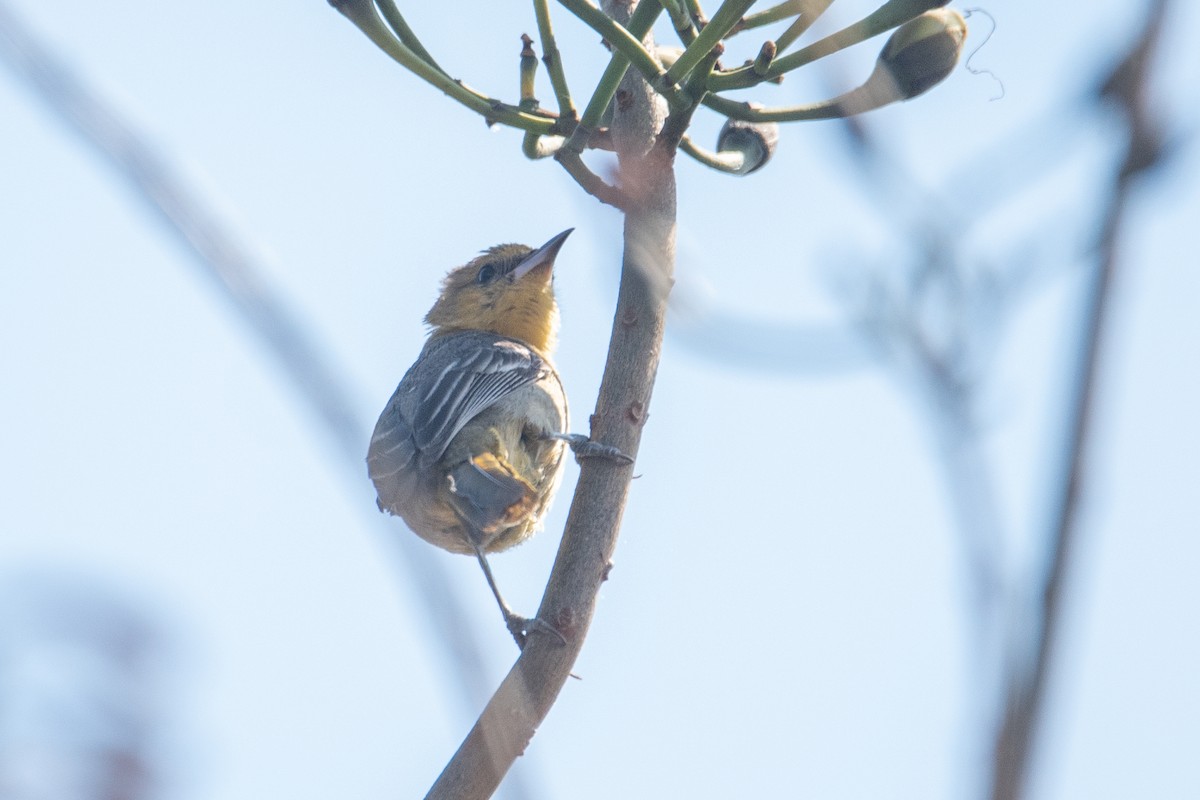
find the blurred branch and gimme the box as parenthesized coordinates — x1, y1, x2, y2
(774, 0, 834, 51)
(988, 2, 1170, 798)
(735, 0, 805, 34)
(0, 2, 518, 782)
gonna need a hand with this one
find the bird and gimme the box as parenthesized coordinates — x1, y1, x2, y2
(366, 229, 625, 648)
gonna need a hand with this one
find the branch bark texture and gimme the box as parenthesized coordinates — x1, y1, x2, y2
(424, 1, 676, 797)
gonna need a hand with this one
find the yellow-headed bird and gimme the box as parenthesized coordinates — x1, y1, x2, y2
(368, 229, 612, 648)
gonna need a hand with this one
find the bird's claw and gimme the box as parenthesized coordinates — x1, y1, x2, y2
(552, 433, 634, 464)
(505, 613, 567, 650)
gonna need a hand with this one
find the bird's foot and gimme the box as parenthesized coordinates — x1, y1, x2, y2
(549, 433, 634, 464)
(506, 612, 567, 650)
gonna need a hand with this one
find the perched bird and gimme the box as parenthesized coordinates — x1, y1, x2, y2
(368, 229, 616, 648)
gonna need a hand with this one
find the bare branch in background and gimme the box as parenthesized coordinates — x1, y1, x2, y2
(0, 8, 527, 794)
(989, 3, 1170, 797)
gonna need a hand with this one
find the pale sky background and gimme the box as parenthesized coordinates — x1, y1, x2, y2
(1, 1, 1197, 799)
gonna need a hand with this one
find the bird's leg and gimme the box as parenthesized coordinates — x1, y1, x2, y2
(471, 543, 566, 649)
(544, 432, 634, 464)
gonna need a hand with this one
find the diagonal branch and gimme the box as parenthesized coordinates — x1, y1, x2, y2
(424, 1, 676, 796)
(988, 3, 1169, 798)
(0, 0, 509, 748)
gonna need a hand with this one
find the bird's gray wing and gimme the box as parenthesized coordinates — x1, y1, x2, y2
(367, 335, 545, 506)
(410, 337, 544, 465)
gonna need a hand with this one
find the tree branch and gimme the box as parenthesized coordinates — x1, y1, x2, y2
(423, 0, 675, 796)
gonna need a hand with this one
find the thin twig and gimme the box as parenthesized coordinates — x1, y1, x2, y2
(554, 149, 628, 208)
(664, 0, 755, 85)
(331, 0, 557, 133)
(533, 0, 578, 124)
(375, 0, 446, 74)
(709, 0, 941, 91)
(560, 0, 662, 155)
(774, 0, 834, 52)
(735, 0, 805, 34)
(557, 0, 689, 109)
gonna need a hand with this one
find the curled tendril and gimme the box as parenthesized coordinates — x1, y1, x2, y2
(964, 8, 1004, 101)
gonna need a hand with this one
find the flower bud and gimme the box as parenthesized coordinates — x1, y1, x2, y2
(876, 8, 967, 100)
(715, 117, 779, 175)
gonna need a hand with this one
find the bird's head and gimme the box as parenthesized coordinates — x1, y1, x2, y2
(425, 229, 572, 355)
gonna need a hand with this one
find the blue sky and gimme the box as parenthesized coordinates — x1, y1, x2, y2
(1, 1, 1197, 798)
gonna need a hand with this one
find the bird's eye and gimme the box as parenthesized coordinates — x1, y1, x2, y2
(476, 263, 498, 284)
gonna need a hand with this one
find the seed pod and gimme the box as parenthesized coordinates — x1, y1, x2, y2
(715, 117, 779, 174)
(876, 8, 967, 100)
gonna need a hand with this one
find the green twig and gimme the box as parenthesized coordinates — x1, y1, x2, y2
(330, 0, 556, 133)
(752, 39, 776, 74)
(736, 0, 804, 33)
(658, 0, 694, 35)
(375, 0, 445, 73)
(557, 0, 689, 110)
(523, 130, 566, 158)
(709, 0, 947, 90)
(659, 39, 721, 149)
(665, 0, 756, 85)
(774, 0, 834, 51)
(701, 84, 876, 122)
(561, 0, 663, 155)
(533, 0, 578, 124)
(679, 134, 744, 171)
(519, 33, 538, 103)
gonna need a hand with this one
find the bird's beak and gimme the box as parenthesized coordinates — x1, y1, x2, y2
(513, 228, 573, 280)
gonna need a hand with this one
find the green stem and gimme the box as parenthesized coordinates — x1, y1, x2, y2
(523, 130, 566, 159)
(737, 0, 804, 33)
(374, 0, 445, 73)
(679, 134, 745, 172)
(533, 0, 578, 123)
(702, 67, 900, 121)
(774, 0, 834, 51)
(519, 34, 538, 103)
(562, 0, 663, 154)
(659, 39, 721, 148)
(665, 0, 756, 85)
(710, 0, 946, 90)
(658, 0, 694, 34)
(331, 0, 556, 133)
(557, 0, 688, 110)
